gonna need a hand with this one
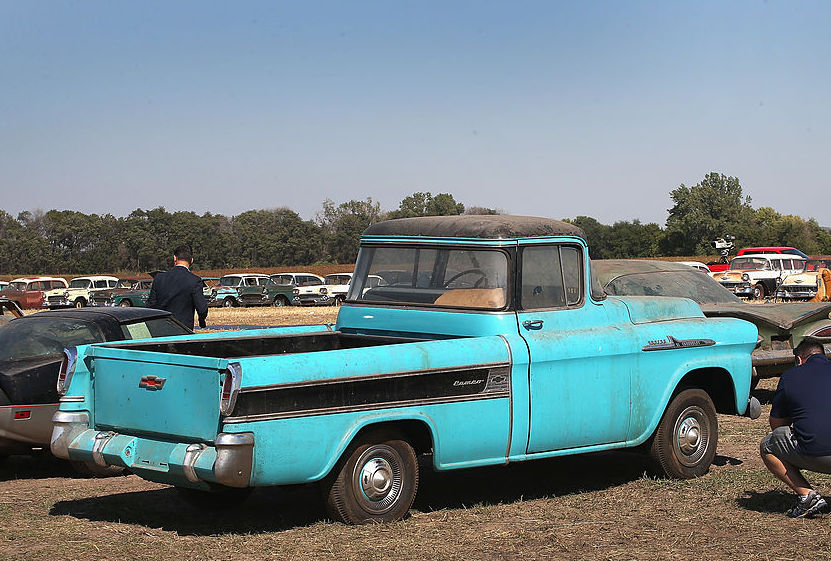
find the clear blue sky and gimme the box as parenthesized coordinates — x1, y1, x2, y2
(1, 1, 829, 226)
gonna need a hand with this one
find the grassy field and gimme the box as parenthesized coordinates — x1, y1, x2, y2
(2, 308, 831, 560)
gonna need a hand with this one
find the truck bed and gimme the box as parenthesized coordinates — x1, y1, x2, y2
(100, 331, 427, 359)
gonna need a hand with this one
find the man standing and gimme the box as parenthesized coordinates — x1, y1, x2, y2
(760, 338, 831, 518)
(146, 243, 208, 330)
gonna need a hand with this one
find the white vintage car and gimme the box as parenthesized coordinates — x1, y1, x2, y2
(775, 257, 831, 301)
(46, 276, 120, 308)
(712, 254, 806, 300)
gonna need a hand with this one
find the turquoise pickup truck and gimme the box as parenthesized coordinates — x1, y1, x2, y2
(51, 215, 760, 524)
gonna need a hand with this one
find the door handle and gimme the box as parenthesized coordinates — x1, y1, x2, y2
(522, 319, 544, 330)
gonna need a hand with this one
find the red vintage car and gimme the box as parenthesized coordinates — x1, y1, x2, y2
(0, 277, 68, 309)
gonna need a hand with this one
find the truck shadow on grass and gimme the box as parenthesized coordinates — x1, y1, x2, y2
(0, 453, 78, 482)
(50, 450, 660, 535)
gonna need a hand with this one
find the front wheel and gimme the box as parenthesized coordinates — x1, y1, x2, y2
(118, 299, 132, 307)
(752, 283, 766, 300)
(73, 299, 85, 308)
(323, 431, 418, 524)
(649, 388, 717, 479)
(223, 298, 235, 308)
(272, 295, 288, 307)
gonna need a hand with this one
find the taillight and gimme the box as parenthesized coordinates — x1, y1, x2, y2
(220, 362, 242, 416)
(57, 347, 78, 396)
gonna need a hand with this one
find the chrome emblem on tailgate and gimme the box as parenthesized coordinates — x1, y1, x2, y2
(139, 375, 167, 390)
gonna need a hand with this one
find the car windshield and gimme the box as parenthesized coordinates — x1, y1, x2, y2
(0, 318, 104, 361)
(116, 280, 135, 289)
(604, 270, 742, 305)
(69, 279, 91, 289)
(218, 277, 241, 287)
(325, 275, 352, 285)
(729, 257, 769, 271)
(348, 246, 510, 309)
(8, 282, 26, 291)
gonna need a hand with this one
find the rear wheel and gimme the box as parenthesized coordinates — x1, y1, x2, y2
(323, 430, 418, 524)
(118, 299, 132, 307)
(73, 299, 85, 308)
(272, 295, 288, 307)
(223, 298, 235, 308)
(650, 388, 717, 479)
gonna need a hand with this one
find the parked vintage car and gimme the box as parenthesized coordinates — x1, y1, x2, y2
(208, 274, 272, 308)
(775, 257, 831, 301)
(737, 246, 809, 258)
(320, 273, 387, 305)
(0, 298, 24, 327)
(113, 285, 152, 307)
(271, 272, 329, 305)
(202, 277, 220, 300)
(593, 259, 831, 383)
(89, 278, 152, 307)
(677, 261, 711, 273)
(238, 277, 296, 307)
(0, 307, 192, 472)
(0, 277, 68, 309)
(53, 215, 759, 524)
(711, 253, 806, 299)
(45, 275, 120, 309)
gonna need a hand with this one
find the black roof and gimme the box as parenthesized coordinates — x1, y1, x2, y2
(20, 307, 174, 324)
(363, 215, 586, 240)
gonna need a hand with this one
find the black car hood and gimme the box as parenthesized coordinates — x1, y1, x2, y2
(700, 302, 831, 331)
(0, 355, 62, 405)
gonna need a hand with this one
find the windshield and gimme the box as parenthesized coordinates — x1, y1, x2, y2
(8, 282, 25, 291)
(729, 257, 769, 271)
(348, 246, 510, 309)
(805, 260, 831, 271)
(218, 276, 241, 287)
(325, 275, 352, 285)
(116, 280, 135, 289)
(0, 318, 104, 361)
(604, 270, 742, 305)
(69, 279, 91, 289)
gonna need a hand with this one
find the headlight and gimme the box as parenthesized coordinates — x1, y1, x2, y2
(742, 273, 749, 281)
(320, 287, 327, 294)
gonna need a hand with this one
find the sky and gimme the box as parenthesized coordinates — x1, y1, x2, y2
(1, 1, 829, 226)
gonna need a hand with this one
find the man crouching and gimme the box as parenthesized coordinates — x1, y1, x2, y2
(760, 338, 831, 518)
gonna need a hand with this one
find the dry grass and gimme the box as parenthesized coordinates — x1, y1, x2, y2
(3, 376, 831, 560)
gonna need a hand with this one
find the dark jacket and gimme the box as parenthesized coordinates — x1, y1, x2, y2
(146, 265, 208, 329)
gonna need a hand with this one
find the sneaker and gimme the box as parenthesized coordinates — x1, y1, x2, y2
(786, 490, 827, 518)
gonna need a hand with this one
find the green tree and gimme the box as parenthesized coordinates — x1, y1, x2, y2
(662, 172, 755, 256)
(317, 198, 383, 264)
(387, 192, 464, 219)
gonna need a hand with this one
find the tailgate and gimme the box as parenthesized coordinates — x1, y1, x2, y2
(87, 346, 227, 442)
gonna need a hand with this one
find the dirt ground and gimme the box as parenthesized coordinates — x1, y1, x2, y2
(2, 308, 830, 561)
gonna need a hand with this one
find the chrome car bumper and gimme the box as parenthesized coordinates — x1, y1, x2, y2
(51, 411, 254, 488)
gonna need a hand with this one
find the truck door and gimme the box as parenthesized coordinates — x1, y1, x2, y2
(517, 243, 632, 453)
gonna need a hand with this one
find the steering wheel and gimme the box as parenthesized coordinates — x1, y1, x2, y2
(443, 268, 488, 288)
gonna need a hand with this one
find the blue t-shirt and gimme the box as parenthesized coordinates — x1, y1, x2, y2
(770, 353, 831, 456)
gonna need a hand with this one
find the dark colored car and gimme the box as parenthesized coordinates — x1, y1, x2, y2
(592, 259, 831, 384)
(89, 278, 152, 307)
(238, 277, 296, 307)
(0, 307, 191, 470)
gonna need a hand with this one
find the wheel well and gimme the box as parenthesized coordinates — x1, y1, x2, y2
(673, 367, 737, 414)
(351, 420, 434, 455)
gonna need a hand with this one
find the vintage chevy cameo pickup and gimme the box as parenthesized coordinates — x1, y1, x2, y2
(52, 216, 759, 524)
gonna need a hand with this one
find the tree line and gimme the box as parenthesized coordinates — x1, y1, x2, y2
(0, 173, 829, 275)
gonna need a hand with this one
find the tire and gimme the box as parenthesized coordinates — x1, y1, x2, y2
(176, 485, 252, 509)
(324, 431, 419, 524)
(118, 300, 132, 307)
(752, 283, 765, 300)
(332, 296, 343, 307)
(650, 388, 717, 479)
(74, 299, 85, 308)
(272, 295, 288, 307)
(70, 460, 127, 478)
(223, 298, 235, 308)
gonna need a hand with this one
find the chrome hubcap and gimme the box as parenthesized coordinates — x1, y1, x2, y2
(674, 406, 708, 466)
(352, 445, 403, 513)
(360, 458, 393, 500)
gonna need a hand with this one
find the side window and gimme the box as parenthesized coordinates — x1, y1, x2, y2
(94, 280, 108, 288)
(520, 245, 584, 310)
(561, 247, 583, 305)
(245, 278, 258, 286)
